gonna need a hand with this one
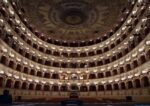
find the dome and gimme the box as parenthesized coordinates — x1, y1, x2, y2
(20, 0, 127, 41)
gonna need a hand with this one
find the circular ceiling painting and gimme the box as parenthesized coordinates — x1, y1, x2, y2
(20, 0, 128, 41)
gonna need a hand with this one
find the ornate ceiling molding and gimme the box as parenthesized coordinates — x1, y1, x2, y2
(20, 0, 127, 41)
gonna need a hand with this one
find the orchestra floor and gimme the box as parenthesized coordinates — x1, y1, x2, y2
(0, 102, 150, 106)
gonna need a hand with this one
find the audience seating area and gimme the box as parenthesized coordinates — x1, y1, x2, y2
(0, 0, 150, 103)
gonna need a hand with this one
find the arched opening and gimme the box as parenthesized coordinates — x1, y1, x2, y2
(82, 75, 87, 80)
(25, 52, 30, 58)
(80, 63, 87, 68)
(52, 85, 59, 91)
(142, 76, 149, 87)
(45, 60, 51, 66)
(127, 81, 133, 89)
(132, 60, 138, 68)
(70, 53, 78, 57)
(110, 43, 115, 49)
(111, 55, 117, 61)
(53, 51, 60, 56)
(70, 85, 79, 91)
(97, 49, 102, 55)
(80, 85, 88, 92)
(139, 55, 146, 64)
(97, 60, 103, 66)
(22, 82, 28, 90)
(106, 71, 111, 77)
(46, 49, 52, 55)
(52, 73, 59, 79)
(60, 85, 68, 92)
(36, 84, 42, 90)
(89, 73, 96, 79)
(39, 47, 44, 52)
(104, 47, 109, 52)
(104, 58, 110, 64)
(14, 81, 20, 89)
(113, 69, 118, 75)
(30, 69, 35, 75)
(44, 85, 50, 91)
(80, 52, 87, 57)
(70, 63, 78, 68)
(98, 73, 104, 78)
(134, 79, 141, 88)
(119, 67, 124, 73)
(44, 73, 50, 78)
(16, 64, 22, 72)
(124, 47, 129, 55)
(0, 56, 8, 65)
(61, 62, 68, 68)
(126, 64, 131, 71)
(37, 71, 42, 77)
(116, 38, 121, 45)
(89, 85, 96, 91)
(38, 59, 43, 64)
(120, 82, 126, 90)
(114, 84, 119, 90)
(18, 48, 24, 55)
(31, 55, 37, 61)
(5, 79, 12, 88)
(23, 67, 28, 74)
(61, 52, 68, 57)
(29, 83, 34, 90)
(8, 60, 15, 69)
(0, 77, 3, 87)
(146, 49, 150, 59)
(53, 62, 59, 67)
(33, 43, 38, 49)
(27, 40, 32, 45)
(106, 84, 112, 90)
(117, 52, 123, 58)
(98, 85, 104, 91)
(88, 51, 95, 56)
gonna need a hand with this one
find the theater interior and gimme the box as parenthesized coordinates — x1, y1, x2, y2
(0, 0, 150, 105)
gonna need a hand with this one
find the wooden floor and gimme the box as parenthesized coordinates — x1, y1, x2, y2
(0, 102, 150, 106)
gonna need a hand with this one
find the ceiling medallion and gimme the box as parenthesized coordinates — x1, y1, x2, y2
(21, 0, 127, 40)
(38, 0, 107, 38)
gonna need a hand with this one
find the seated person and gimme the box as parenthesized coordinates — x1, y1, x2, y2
(0, 90, 12, 104)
